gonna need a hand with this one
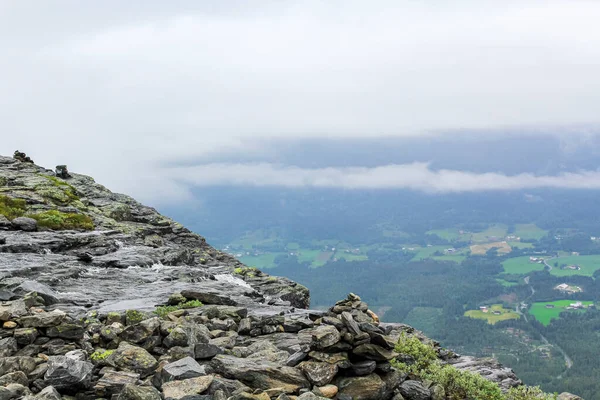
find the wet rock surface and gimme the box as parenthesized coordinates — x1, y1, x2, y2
(0, 155, 309, 316)
(0, 155, 567, 399)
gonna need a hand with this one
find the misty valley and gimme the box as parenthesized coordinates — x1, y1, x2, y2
(167, 187, 600, 399)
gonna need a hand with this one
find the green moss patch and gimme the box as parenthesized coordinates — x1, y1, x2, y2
(125, 309, 145, 325)
(233, 266, 259, 277)
(90, 349, 114, 361)
(36, 175, 80, 204)
(0, 195, 27, 220)
(28, 210, 94, 230)
(154, 300, 203, 318)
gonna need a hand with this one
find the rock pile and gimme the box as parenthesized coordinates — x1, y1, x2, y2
(12, 151, 34, 164)
(54, 166, 71, 179)
(0, 291, 524, 400)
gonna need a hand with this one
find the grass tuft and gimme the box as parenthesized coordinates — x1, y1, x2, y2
(28, 210, 94, 230)
(0, 195, 27, 220)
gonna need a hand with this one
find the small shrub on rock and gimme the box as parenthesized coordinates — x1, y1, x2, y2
(392, 333, 556, 400)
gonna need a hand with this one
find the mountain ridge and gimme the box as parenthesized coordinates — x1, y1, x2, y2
(0, 154, 579, 400)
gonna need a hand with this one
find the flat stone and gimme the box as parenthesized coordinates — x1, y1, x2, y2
(16, 281, 60, 305)
(32, 386, 62, 400)
(351, 360, 377, 376)
(120, 317, 160, 344)
(211, 354, 310, 394)
(335, 374, 386, 400)
(43, 356, 94, 393)
(14, 328, 38, 345)
(0, 356, 37, 376)
(94, 370, 140, 397)
(0, 371, 28, 387)
(162, 327, 189, 348)
(285, 351, 308, 367)
(11, 217, 37, 232)
(158, 356, 207, 384)
(199, 305, 248, 321)
(194, 343, 224, 359)
(340, 312, 362, 336)
(181, 290, 237, 306)
(0, 337, 18, 357)
(46, 324, 85, 340)
(162, 375, 214, 400)
(117, 384, 161, 400)
(18, 310, 66, 328)
(298, 361, 338, 386)
(308, 351, 351, 369)
(311, 325, 341, 350)
(352, 343, 398, 361)
(399, 380, 431, 400)
(0, 300, 28, 321)
(110, 342, 158, 378)
(3, 383, 30, 399)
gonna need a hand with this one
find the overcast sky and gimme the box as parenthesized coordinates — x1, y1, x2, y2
(1, 1, 600, 203)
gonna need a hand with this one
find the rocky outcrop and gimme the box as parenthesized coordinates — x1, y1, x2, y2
(0, 155, 309, 314)
(0, 154, 573, 399)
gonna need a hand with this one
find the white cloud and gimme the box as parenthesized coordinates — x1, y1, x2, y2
(170, 162, 600, 192)
(1, 1, 600, 203)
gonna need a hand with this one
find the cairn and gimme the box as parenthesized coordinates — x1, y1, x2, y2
(13, 150, 34, 163)
(55, 165, 71, 179)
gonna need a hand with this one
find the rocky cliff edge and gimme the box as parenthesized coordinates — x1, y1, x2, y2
(0, 155, 578, 400)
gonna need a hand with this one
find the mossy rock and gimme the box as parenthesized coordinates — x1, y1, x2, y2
(233, 266, 259, 277)
(144, 234, 163, 248)
(125, 309, 146, 325)
(105, 204, 132, 222)
(28, 210, 94, 230)
(38, 175, 80, 204)
(35, 187, 74, 205)
(0, 195, 27, 220)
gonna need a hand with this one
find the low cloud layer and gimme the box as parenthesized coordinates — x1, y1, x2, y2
(170, 162, 600, 193)
(1, 1, 600, 203)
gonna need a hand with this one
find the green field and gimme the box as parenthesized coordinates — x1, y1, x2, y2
(502, 256, 547, 274)
(427, 229, 460, 241)
(238, 253, 282, 269)
(549, 255, 600, 277)
(529, 300, 595, 326)
(465, 304, 520, 325)
(508, 241, 534, 249)
(411, 245, 469, 262)
(296, 249, 323, 265)
(426, 228, 472, 243)
(496, 278, 521, 287)
(514, 223, 548, 241)
(472, 224, 508, 243)
(334, 250, 368, 262)
(410, 246, 448, 261)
